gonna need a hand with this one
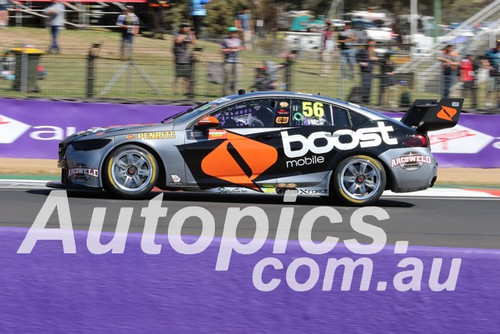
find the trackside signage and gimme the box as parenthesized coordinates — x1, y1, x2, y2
(0, 99, 185, 159)
(0, 99, 499, 167)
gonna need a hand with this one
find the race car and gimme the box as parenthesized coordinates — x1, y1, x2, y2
(47, 91, 463, 205)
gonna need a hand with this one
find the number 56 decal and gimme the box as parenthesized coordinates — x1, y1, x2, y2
(302, 101, 325, 118)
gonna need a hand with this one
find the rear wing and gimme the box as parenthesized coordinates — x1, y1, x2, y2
(400, 98, 463, 132)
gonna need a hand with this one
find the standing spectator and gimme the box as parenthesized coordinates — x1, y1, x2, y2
(380, 51, 396, 106)
(235, 6, 253, 50)
(438, 44, 459, 98)
(485, 40, 500, 108)
(221, 27, 244, 95)
(0, 0, 10, 28)
(173, 22, 196, 95)
(319, 20, 335, 76)
(338, 21, 357, 80)
(356, 39, 378, 104)
(116, 6, 139, 61)
(460, 53, 477, 103)
(190, 0, 210, 38)
(148, 0, 169, 39)
(43, 0, 65, 54)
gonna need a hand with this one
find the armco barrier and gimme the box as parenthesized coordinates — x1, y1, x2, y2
(1, 226, 500, 332)
(0, 98, 499, 167)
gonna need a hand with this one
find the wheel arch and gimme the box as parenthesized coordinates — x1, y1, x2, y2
(327, 151, 394, 191)
(100, 141, 167, 189)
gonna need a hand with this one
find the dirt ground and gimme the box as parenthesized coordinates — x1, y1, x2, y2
(1, 158, 499, 187)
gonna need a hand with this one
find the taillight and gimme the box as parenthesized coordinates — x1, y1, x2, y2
(403, 134, 429, 147)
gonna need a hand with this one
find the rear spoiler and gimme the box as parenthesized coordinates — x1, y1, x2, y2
(400, 98, 463, 132)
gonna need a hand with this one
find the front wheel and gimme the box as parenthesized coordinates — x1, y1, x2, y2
(103, 145, 158, 199)
(331, 155, 386, 206)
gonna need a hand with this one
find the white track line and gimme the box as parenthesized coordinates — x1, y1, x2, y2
(383, 188, 496, 198)
(0, 179, 51, 189)
(0, 179, 498, 198)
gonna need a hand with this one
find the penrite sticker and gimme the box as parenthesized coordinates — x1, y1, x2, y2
(137, 131, 175, 140)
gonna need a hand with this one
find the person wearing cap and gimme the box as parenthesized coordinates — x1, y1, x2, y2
(485, 40, 500, 107)
(116, 6, 139, 61)
(43, 0, 65, 54)
(173, 22, 196, 95)
(221, 27, 244, 95)
(320, 20, 336, 76)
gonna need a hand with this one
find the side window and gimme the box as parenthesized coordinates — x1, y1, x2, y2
(332, 105, 350, 127)
(290, 99, 332, 126)
(348, 110, 369, 127)
(210, 99, 286, 128)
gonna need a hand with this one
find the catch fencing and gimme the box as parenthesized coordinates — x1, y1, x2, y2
(0, 35, 498, 110)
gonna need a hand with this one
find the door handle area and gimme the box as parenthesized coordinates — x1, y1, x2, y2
(257, 134, 273, 140)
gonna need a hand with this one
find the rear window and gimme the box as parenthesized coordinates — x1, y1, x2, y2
(348, 110, 369, 127)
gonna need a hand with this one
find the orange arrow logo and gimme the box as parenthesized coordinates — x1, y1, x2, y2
(437, 106, 457, 122)
(201, 132, 278, 190)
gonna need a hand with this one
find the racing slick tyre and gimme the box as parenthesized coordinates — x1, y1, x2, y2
(332, 155, 386, 206)
(103, 145, 159, 199)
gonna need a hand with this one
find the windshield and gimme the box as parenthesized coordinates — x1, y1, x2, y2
(161, 97, 236, 125)
(161, 102, 210, 124)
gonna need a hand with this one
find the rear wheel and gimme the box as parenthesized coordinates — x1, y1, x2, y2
(332, 155, 386, 206)
(103, 145, 158, 199)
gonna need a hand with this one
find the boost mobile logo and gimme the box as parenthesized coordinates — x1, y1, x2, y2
(201, 132, 278, 190)
(282, 121, 398, 158)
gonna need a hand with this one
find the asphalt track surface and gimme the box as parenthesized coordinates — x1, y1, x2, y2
(1, 188, 499, 249)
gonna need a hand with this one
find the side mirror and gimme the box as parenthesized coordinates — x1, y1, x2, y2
(196, 116, 219, 129)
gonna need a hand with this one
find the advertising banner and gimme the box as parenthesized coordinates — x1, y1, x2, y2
(383, 112, 500, 168)
(0, 99, 499, 167)
(0, 99, 186, 160)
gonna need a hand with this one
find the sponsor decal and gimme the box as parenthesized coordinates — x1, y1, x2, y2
(186, 130, 205, 140)
(282, 121, 398, 159)
(217, 187, 250, 194)
(126, 134, 135, 140)
(286, 155, 325, 168)
(277, 108, 289, 115)
(279, 101, 289, 107)
(262, 187, 277, 194)
(297, 188, 328, 195)
(68, 165, 99, 183)
(208, 129, 227, 140)
(137, 131, 175, 140)
(201, 132, 278, 190)
(391, 152, 432, 171)
(437, 106, 457, 122)
(0, 114, 31, 144)
(276, 116, 289, 125)
(170, 174, 182, 183)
